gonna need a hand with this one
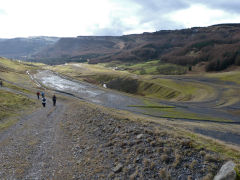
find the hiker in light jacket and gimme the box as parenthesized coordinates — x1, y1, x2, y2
(42, 97, 46, 107)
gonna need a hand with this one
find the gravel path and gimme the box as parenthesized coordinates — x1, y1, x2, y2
(0, 92, 67, 179)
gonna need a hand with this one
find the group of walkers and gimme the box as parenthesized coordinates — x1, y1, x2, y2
(36, 91, 57, 107)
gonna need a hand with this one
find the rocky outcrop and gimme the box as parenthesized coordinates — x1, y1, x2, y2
(214, 161, 236, 180)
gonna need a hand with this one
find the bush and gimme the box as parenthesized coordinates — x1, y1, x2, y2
(107, 78, 139, 94)
(156, 64, 187, 75)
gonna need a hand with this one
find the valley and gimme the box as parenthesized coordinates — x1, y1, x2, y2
(0, 57, 240, 179)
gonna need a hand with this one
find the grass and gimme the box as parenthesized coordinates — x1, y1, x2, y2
(140, 100, 231, 122)
(0, 71, 29, 83)
(0, 118, 18, 130)
(0, 57, 45, 72)
(143, 77, 215, 102)
(0, 89, 36, 126)
(103, 60, 187, 75)
(183, 130, 240, 165)
(4, 81, 32, 94)
(206, 70, 240, 84)
(128, 105, 175, 108)
(143, 109, 231, 122)
(0, 58, 44, 90)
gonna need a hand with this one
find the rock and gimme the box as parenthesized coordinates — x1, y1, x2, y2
(137, 134, 144, 139)
(112, 163, 123, 173)
(214, 161, 236, 180)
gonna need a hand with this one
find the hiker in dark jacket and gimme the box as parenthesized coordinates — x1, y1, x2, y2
(41, 92, 45, 98)
(0, 80, 2, 87)
(52, 94, 56, 106)
(42, 97, 46, 107)
(37, 91, 40, 99)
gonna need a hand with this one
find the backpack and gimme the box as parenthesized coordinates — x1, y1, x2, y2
(42, 98, 46, 103)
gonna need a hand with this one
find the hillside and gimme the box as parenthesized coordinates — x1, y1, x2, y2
(30, 24, 240, 71)
(0, 36, 59, 60)
(0, 24, 239, 71)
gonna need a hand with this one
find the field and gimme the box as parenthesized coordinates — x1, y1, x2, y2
(103, 60, 187, 75)
(206, 69, 240, 85)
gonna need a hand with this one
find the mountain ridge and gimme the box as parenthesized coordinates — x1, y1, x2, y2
(1, 23, 240, 71)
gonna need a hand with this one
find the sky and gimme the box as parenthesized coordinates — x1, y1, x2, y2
(0, 0, 240, 38)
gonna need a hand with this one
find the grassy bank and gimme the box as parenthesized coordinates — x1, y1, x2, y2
(0, 89, 36, 129)
(0, 58, 44, 88)
(103, 60, 187, 75)
(206, 70, 240, 85)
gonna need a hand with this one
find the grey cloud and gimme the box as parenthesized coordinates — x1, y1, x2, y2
(108, 0, 189, 34)
(93, 0, 240, 36)
(191, 0, 240, 13)
(92, 17, 132, 36)
(118, 0, 189, 23)
(131, 0, 189, 12)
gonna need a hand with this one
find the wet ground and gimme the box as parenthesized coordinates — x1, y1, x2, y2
(34, 70, 145, 113)
(34, 70, 240, 122)
(33, 70, 240, 145)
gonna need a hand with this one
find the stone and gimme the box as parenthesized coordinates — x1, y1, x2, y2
(214, 161, 236, 180)
(136, 134, 144, 139)
(112, 163, 123, 173)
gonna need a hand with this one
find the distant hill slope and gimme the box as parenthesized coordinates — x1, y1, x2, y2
(0, 36, 59, 60)
(1, 24, 240, 71)
(31, 24, 240, 71)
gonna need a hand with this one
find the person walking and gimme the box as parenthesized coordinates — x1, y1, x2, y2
(42, 97, 46, 107)
(37, 91, 40, 99)
(52, 94, 56, 106)
(41, 91, 45, 98)
(0, 80, 2, 87)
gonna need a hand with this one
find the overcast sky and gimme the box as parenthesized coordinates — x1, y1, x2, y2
(0, 0, 240, 38)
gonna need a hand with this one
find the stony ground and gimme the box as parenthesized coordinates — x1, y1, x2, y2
(58, 102, 225, 180)
(0, 93, 226, 179)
